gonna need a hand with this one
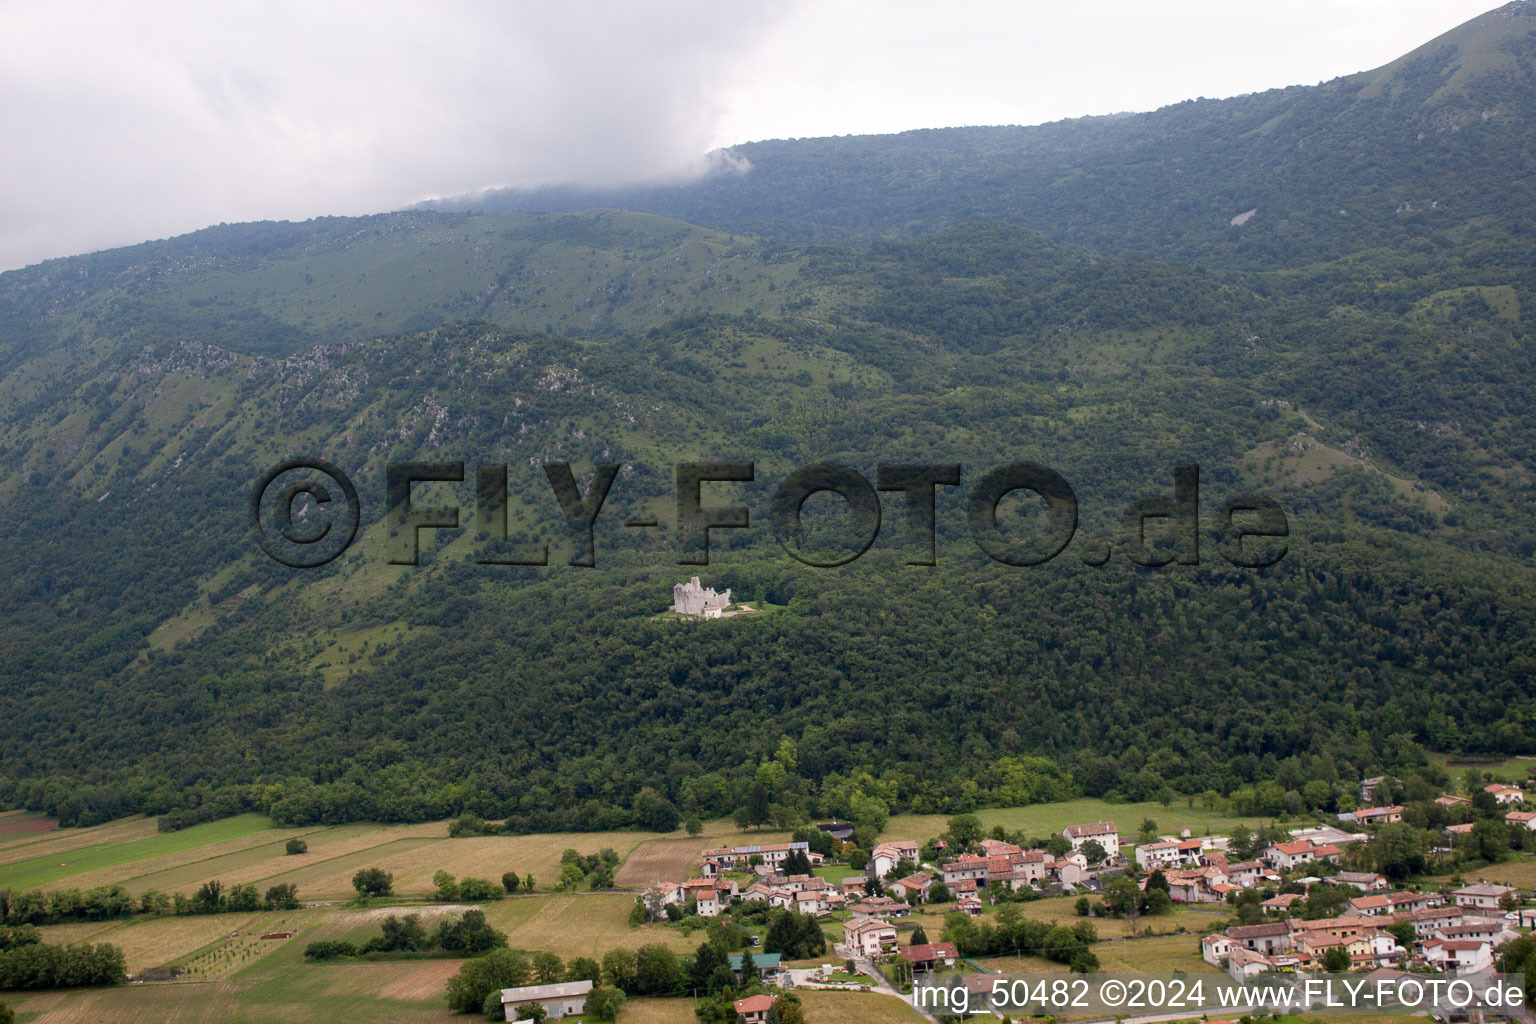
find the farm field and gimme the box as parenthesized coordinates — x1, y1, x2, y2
(0, 813, 792, 903)
(0, 811, 57, 841)
(0, 816, 158, 865)
(795, 989, 925, 1022)
(1428, 853, 1536, 889)
(883, 797, 1271, 846)
(478, 893, 696, 958)
(0, 813, 280, 889)
(614, 837, 714, 887)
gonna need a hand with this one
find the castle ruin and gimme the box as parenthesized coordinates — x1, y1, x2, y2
(672, 577, 731, 617)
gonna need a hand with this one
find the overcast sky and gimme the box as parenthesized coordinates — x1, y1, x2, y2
(0, 0, 1501, 272)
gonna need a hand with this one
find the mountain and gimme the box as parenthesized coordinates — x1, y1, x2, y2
(1, 6, 1534, 831)
(438, 2, 1536, 269)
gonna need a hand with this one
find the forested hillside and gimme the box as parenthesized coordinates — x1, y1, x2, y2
(0, 5, 1534, 832)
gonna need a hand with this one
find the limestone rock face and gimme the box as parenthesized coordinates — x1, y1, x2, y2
(672, 576, 730, 615)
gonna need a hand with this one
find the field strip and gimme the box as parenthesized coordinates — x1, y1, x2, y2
(11, 822, 336, 890)
(120, 823, 450, 896)
(613, 837, 709, 887)
(0, 814, 282, 890)
(0, 815, 159, 863)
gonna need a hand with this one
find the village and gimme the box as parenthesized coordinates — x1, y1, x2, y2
(485, 776, 1536, 1022)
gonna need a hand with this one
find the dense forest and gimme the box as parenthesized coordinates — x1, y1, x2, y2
(1, 4, 1534, 830)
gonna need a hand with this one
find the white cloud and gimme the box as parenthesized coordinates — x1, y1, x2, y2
(0, 0, 1503, 271)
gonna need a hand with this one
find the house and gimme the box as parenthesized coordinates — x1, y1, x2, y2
(733, 995, 776, 1024)
(1202, 932, 1234, 966)
(1262, 893, 1305, 911)
(1445, 822, 1477, 838)
(1348, 894, 1394, 917)
(1453, 883, 1516, 910)
(1290, 825, 1367, 847)
(957, 894, 983, 916)
(1226, 922, 1292, 955)
(1353, 806, 1404, 826)
(696, 889, 724, 917)
(1422, 938, 1493, 973)
(843, 918, 898, 958)
(1484, 784, 1526, 805)
(499, 980, 593, 1020)
(868, 840, 921, 879)
(887, 872, 932, 902)
(898, 942, 959, 973)
(979, 839, 1023, 858)
(1062, 822, 1119, 857)
(794, 890, 827, 916)
(1226, 946, 1277, 979)
(727, 953, 783, 984)
(1506, 811, 1536, 831)
(1329, 871, 1389, 892)
(839, 877, 868, 896)
(940, 855, 989, 887)
(817, 822, 855, 842)
(699, 842, 811, 870)
(1436, 795, 1472, 808)
(1265, 841, 1321, 871)
(1360, 776, 1388, 802)
(1135, 841, 1182, 871)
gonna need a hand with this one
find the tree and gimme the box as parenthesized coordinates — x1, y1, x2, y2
(264, 883, 299, 910)
(1469, 818, 1511, 864)
(285, 838, 307, 855)
(380, 914, 429, 951)
(524, 874, 534, 892)
(634, 943, 685, 995)
(1046, 835, 1072, 858)
(557, 864, 585, 891)
(435, 909, 506, 954)
(847, 847, 868, 870)
(566, 956, 601, 983)
(445, 949, 531, 1013)
(685, 816, 703, 836)
(1079, 840, 1107, 866)
(193, 880, 223, 914)
(0, 999, 11, 1024)
(928, 880, 951, 903)
(352, 868, 393, 899)
(1387, 921, 1416, 951)
(946, 814, 984, 852)
(532, 950, 564, 983)
(1145, 869, 1169, 893)
(434, 870, 460, 901)
(502, 871, 521, 894)
(691, 941, 727, 994)
(1322, 945, 1351, 972)
(587, 985, 626, 1021)
(602, 948, 638, 991)
(1227, 826, 1257, 861)
(911, 925, 929, 944)
(1075, 896, 1091, 917)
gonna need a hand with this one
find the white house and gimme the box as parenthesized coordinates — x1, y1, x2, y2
(1063, 822, 1118, 857)
(1201, 933, 1234, 966)
(1453, 883, 1516, 910)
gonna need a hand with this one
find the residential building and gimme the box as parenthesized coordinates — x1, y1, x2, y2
(898, 942, 959, 973)
(734, 995, 776, 1024)
(843, 918, 898, 958)
(1453, 883, 1516, 910)
(1062, 822, 1119, 857)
